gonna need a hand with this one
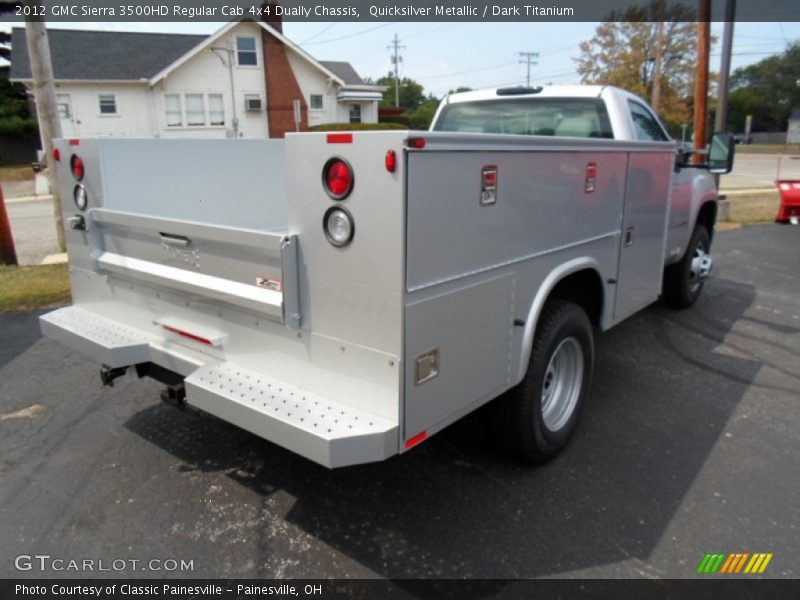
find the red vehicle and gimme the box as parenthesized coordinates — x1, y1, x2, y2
(776, 156, 800, 224)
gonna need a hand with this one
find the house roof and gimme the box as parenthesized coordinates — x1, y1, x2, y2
(319, 61, 363, 86)
(9, 26, 372, 91)
(10, 28, 206, 81)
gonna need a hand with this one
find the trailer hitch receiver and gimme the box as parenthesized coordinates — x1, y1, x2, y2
(100, 365, 128, 387)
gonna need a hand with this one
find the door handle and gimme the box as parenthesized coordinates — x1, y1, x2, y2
(624, 226, 635, 247)
(159, 232, 191, 246)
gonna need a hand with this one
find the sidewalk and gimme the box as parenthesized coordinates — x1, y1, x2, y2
(1, 185, 64, 266)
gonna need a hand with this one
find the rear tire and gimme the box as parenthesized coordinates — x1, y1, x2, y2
(663, 225, 711, 309)
(493, 301, 594, 463)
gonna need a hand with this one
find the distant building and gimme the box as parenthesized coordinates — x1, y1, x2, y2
(787, 108, 800, 145)
(10, 19, 384, 140)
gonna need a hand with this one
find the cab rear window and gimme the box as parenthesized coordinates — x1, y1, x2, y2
(433, 98, 614, 139)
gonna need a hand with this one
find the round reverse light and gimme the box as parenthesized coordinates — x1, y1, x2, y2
(73, 184, 88, 210)
(70, 154, 85, 181)
(323, 157, 353, 200)
(323, 206, 354, 247)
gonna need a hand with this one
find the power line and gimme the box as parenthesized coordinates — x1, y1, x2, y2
(518, 51, 539, 87)
(415, 60, 518, 81)
(299, 23, 338, 45)
(302, 22, 395, 46)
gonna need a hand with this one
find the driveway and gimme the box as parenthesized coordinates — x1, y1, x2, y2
(0, 224, 798, 580)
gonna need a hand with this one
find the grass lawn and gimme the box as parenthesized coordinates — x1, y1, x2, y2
(0, 164, 35, 182)
(0, 263, 71, 313)
(736, 144, 800, 155)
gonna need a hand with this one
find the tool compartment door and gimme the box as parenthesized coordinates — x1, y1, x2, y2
(614, 151, 673, 322)
(82, 139, 298, 324)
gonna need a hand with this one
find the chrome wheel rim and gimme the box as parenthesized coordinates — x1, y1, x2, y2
(541, 337, 584, 432)
(689, 241, 711, 294)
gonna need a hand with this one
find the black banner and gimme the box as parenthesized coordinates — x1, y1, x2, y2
(3, 579, 800, 600)
(1, 0, 799, 23)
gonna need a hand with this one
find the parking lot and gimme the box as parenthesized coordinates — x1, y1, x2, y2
(0, 224, 798, 580)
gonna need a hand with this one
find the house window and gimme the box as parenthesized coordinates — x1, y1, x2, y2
(209, 94, 225, 126)
(98, 94, 117, 115)
(165, 94, 182, 126)
(236, 37, 258, 66)
(56, 94, 71, 119)
(349, 104, 362, 124)
(309, 94, 324, 110)
(185, 94, 205, 126)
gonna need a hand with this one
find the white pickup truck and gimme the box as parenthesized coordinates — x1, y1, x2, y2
(40, 85, 734, 467)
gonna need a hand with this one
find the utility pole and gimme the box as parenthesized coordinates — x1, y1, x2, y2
(25, 18, 64, 250)
(693, 0, 711, 164)
(210, 46, 240, 138)
(518, 51, 539, 87)
(388, 34, 405, 108)
(651, 21, 665, 113)
(714, 0, 736, 134)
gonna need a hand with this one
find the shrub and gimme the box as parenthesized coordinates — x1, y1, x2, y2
(0, 116, 38, 139)
(309, 122, 408, 132)
(379, 115, 411, 127)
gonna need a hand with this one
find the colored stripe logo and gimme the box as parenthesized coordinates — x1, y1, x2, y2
(697, 552, 773, 574)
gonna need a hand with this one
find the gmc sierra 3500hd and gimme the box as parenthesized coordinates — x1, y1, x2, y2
(40, 85, 734, 467)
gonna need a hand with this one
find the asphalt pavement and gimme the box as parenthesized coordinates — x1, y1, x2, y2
(0, 224, 798, 581)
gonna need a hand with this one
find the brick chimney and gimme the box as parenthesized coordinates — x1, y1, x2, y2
(261, 2, 308, 138)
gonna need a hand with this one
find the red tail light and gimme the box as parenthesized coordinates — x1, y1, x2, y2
(323, 158, 353, 200)
(52, 148, 61, 162)
(385, 149, 397, 173)
(70, 155, 85, 181)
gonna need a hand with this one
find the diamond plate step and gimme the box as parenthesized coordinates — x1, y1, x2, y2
(185, 361, 398, 468)
(40, 306, 151, 367)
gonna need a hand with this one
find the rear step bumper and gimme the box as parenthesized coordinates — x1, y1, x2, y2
(40, 306, 398, 468)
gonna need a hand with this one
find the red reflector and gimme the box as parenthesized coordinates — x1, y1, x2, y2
(405, 431, 428, 449)
(69, 139, 80, 146)
(408, 138, 426, 149)
(162, 325, 213, 346)
(585, 162, 597, 193)
(482, 166, 497, 186)
(385, 149, 397, 173)
(70, 154, 85, 181)
(323, 158, 354, 199)
(327, 133, 353, 144)
(52, 148, 61, 162)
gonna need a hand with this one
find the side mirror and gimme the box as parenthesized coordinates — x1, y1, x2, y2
(708, 132, 735, 174)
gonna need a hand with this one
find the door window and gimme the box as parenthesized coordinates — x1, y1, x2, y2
(628, 100, 669, 142)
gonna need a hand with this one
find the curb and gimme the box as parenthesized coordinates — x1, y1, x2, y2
(4, 194, 54, 204)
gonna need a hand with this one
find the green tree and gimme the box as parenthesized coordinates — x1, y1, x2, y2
(376, 73, 426, 111)
(727, 43, 800, 132)
(0, 29, 37, 139)
(408, 99, 440, 130)
(575, 0, 698, 131)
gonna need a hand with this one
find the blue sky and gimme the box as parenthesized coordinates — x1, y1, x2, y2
(2, 20, 798, 97)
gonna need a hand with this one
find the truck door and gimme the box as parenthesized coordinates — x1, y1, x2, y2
(614, 150, 673, 322)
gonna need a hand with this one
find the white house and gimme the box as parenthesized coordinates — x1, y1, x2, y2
(10, 19, 384, 140)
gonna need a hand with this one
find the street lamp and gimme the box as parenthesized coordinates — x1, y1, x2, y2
(209, 46, 240, 138)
